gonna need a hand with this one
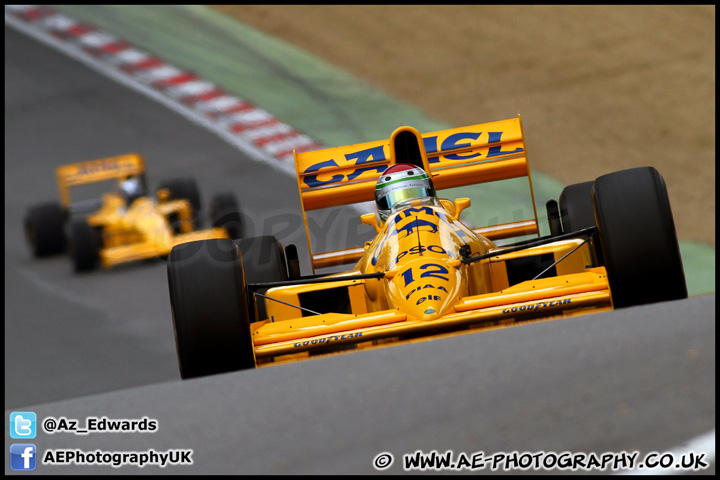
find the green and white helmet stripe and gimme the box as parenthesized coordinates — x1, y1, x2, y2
(376, 173, 430, 197)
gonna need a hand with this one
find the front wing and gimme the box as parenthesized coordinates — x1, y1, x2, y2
(99, 228, 229, 268)
(251, 269, 611, 361)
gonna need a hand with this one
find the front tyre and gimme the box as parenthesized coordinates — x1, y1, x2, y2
(68, 219, 99, 272)
(158, 177, 202, 232)
(168, 238, 256, 379)
(592, 167, 687, 308)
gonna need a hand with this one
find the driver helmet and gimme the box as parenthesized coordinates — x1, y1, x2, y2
(119, 176, 143, 205)
(375, 163, 436, 222)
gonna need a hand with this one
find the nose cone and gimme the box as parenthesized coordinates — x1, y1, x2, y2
(420, 305, 440, 321)
(388, 258, 460, 321)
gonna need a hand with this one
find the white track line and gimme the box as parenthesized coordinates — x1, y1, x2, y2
(617, 428, 715, 475)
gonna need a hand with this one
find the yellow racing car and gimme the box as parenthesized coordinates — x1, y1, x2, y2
(24, 153, 242, 272)
(167, 116, 687, 379)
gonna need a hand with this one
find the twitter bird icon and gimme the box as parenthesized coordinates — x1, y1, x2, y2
(10, 412, 37, 439)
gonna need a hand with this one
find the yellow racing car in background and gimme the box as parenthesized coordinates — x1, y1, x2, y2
(167, 116, 687, 379)
(24, 153, 243, 272)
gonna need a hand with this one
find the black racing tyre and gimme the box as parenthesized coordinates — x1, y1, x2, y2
(236, 236, 289, 322)
(68, 219, 100, 272)
(158, 177, 202, 232)
(559, 181, 596, 233)
(158, 177, 202, 211)
(559, 180, 604, 265)
(168, 238, 256, 379)
(210, 192, 243, 240)
(24, 201, 66, 257)
(592, 167, 687, 309)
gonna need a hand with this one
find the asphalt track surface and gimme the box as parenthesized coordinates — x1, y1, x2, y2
(4, 18, 715, 475)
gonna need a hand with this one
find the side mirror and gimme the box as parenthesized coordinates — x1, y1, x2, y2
(361, 213, 381, 233)
(439, 198, 456, 217)
(157, 188, 171, 203)
(449, 198, 470, 221)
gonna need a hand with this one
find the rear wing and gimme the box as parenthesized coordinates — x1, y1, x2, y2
(55, 153, 146, 207)
(294, 116, 539, 271)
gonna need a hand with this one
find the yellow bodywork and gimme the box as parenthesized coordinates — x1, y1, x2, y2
(249, 117, 611, 364)
(56, 153, 229, 268)
(87, 194, 229, 268)
(56, 153, 146, 208)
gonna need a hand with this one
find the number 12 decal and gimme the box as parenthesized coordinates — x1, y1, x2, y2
(401, 263, 449, 287)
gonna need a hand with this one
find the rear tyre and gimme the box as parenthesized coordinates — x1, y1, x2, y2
(236, 236, 289, 322)
(559, 180, 603, 265)
(559, 181, 596, 233)
(24, 201, 66, 257)
(210, 192, 243, 240)
(68, 219, 100, 272)
(592, 167, 687, 308)
(168, 238, 256, 379)
(158, 177, 202, 232)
